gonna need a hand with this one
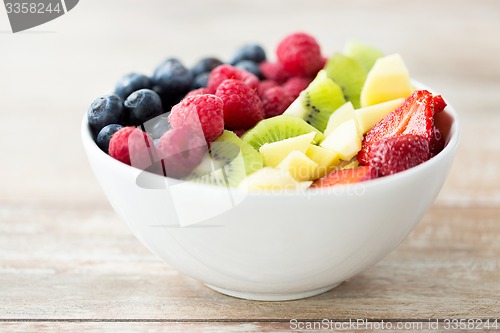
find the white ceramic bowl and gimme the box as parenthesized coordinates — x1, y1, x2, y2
(82, 91, 460, 301)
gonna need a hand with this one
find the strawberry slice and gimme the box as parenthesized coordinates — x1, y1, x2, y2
(311, 166, 377, 188)
(433, 95, 447, 114)
(358, 90, 434, 165)
(429, 126, 445, 157)
(365, 134, 430, 176)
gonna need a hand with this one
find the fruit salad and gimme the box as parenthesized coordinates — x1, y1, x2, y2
(87, 32, 447, 191)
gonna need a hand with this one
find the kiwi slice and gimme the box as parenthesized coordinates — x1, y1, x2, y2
(185, 130, 262, 187)
(285, 71, 346, 132)
(186, 146, 244, 187)
(325, 53, 367, 109)
(343, 41, 384, 73)
(214, 130, 263, 175)
(242, 115, 325, 151)
(301, 70, 347, 132)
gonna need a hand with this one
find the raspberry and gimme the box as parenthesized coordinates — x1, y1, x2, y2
(257, 80, 280, 99)
(259, 61, 290, 84)
(233, 129, 247, 137)
(282, 77, 311, 99)
(184, 87, 210, 99)
(169, 94, 224, 142)
(207, 64, 259, 93)
(320, 56, 328, 69)
(260, 86, 295, 118)
(215, 79, 264, 130)
(109, 126, 156, 170)
(276, 32, 323, 77)
(157, 127, 207, 179)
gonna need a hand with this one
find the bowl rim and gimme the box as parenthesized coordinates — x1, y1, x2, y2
(81, 82, 460, 197)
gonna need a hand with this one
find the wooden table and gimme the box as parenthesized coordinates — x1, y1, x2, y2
(1, 0, 499, 331)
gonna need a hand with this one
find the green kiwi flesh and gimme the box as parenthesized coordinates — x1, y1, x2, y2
(325, 53, 367, 109)
(242, 115, 325, 151)
(343, 41, 384, 73)
(300, 70, 347, 132)
(185, 130, 262, 187)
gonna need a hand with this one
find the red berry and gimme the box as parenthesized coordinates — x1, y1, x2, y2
(403, 92, 434, 138)
(320, 56, 328, 68)
(358, 90, 434, 165)
(157, 127, 207, 179)
(282, 77, 311, 99)
(207, 64, 259, 93)
(429, 126, 445, 157)
(215, 79, 264, 130)
(259, 61, 290, 84)
(257, 80, 280, 98)
(169, 94, 224, 143)
(260, 86, 295, 118)
(433, 95, 447, 114)
(311, 166, 377, 188)
(276, 32, 323, 77)
(108, 126, 156, 170)
(365, 134, 431, 177)
(184, 87, 210, 99)
(233, 129, 247, 137)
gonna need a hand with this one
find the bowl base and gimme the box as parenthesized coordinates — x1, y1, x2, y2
(204, 283, 340, 301)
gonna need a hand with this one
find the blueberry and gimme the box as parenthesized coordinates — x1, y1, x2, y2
(191, 57, 223, 77)
(191, 72, 210, 89)
(152, 85, 183, 111)
(124, 89, 163, 125)
(152, 58, 193, 97)
(87, 94, 124, 136)
(96, 124, 123, 153)
(229, 44, 266, 65)
(234, 60, 263, 80)
(114, 73, 151, 100)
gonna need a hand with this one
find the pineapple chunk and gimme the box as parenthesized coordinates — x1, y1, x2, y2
(355, 98, 405, 134)
(341, 159, 359, 170)
(259, 132, 315, 167)
(277, 151, 319, 182)
(239, 167, 312, 191)
(306, 144, 341, 178)
(320, 119, 362, 161)
(360, 54, 413, 107)
(324, 101, 356, 136)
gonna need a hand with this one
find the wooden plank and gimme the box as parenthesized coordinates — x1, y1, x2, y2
(0, 322, 289, 333)
(0, 206, 498, 322)
(4, 321, 491, 333)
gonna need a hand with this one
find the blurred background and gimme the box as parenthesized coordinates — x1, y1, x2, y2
(1, 0, 499, 208)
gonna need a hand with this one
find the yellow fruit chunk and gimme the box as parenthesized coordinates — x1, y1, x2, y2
(259, 132, 315, 167)
(239, 167, 312, 191)
(355, 98, 405, 134)
(341, 159, 359, 170)
(306, 144, 341, 178)
(277, 151, 319, 182)
(360, 54, 413, 107)
(324, 101, 356, 136)
(320, 119, 361, 161)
